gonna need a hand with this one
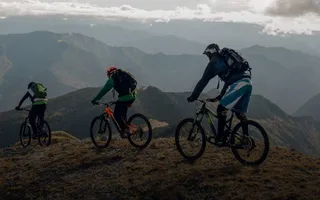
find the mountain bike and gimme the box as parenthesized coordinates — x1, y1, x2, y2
(90, 101, 152, 149)
(175, 99, 269, 166)
(17, 108, 52, 148)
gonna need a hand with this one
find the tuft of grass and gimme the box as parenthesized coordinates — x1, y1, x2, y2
(50, 131, 81, 144)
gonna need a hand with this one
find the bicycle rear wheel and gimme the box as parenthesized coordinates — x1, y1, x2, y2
(20, 122, 31, 148)
(90, 116, 112, 149)
(38, 120, 52, 146)
(127, 113, 152, 149)
(231, 120, 269, 166)
(175, 118, 206, 161)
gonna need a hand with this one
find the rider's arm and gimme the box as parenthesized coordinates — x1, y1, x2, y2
(220, 83, 228, 97)
(17, 91, 32, 108)
(189, 58, 220, 100)
(213, 83, 228, 101)
(92, 78, 114, 102)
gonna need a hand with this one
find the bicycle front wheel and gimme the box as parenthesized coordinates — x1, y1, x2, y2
(175, 118, 206, 161)
(38, 121, 52, 146)
(231, 120, 269, 166)
(90, 116, 112, 149)
(127, 113, 152, 149)
(20, 122, 31, 148)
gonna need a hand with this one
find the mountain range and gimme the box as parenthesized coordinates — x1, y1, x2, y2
(295, 93, 320, 121)
(0, 86, 319, 156)
(1, 31, 320, 114)
(1, 15, 320, 200)
(2, 17, 320, 56)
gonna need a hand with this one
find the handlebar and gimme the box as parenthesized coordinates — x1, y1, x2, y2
(196, 98, 219, 103)
(16, 108, 31, 112)
(95, 101, 117, 107)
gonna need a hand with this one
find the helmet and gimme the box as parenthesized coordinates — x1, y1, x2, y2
(27, 82, 35, 89)
(106, 66, 117, 77)
(203, 43, 220, 60)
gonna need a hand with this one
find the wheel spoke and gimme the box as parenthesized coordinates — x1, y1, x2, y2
(20, 123, 31, 148)
(231, 120, 269, 166)
(38, 121, 51, 146)
(175, 118, 206, 161)
(90, 117, 112, 149)
(127, 114, 152, 149)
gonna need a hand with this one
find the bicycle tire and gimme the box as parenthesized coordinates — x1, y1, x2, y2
(90, 116, 112, 149)
(175, 118, 207, 161)
(20, 122, 31, 148)
(127, 113, 152, 149)
(38, 120, 52, 146)
(231, 120, 269, 166)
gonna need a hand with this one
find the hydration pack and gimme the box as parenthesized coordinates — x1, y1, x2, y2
(30, 83, 47, 98)
(220, 48, 251, 76)
(216, 48, 252, 89)
(112, 69, 137, 96)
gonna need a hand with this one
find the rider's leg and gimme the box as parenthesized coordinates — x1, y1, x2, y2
(28, 106, 37, 137)
(216, 104, 228, 143)
(114, 101, 126, 131)
(37, 104, 47, 134)
(114, 100, 135, 136)
(234, 83, 252, 134)
(218, 78, 252, 142)
(234, 81, 252, 120)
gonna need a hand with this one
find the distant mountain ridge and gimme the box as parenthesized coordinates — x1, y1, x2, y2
(1, 31, 320, 114)
(123, 34, 205, 55)
(0, 31, 209, 112)
(295, 93, 320, 121)
(0, 31, 108, 111)
(0, 86, 319, 156)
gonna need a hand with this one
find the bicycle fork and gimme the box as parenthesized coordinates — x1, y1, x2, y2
(98, 116, 108, 134)
(187, 113, 204, 141)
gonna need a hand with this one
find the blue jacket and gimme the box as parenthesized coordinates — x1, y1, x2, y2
(190, 54, 251, 99)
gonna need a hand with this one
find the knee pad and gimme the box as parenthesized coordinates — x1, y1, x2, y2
(217, 104, 228, 117)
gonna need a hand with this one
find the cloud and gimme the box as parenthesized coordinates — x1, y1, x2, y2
(0, 0, 320, 35)
(265, 0, 320, 17)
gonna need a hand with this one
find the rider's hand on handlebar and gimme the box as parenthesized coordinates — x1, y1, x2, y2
(91, 100, 99, 105)
(187, 96, 196, 102)
(15, 106, 21, 111)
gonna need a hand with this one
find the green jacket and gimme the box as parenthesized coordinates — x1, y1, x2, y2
(92, 76, 136, 102)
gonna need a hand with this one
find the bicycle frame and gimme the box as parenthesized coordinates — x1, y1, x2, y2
(103, 105, 123, 133)
(19, 108, 41, 134)
(98, 102, 137, 134)
(193, 99, 236, 137)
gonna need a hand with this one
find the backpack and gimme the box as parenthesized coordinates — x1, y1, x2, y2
(219, 48, 251, 77)
(112, 69, 137, 96)
(31, 83, 47, 98)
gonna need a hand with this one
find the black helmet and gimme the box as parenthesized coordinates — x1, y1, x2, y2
(203, 43, 220, 59)
(28, 82, 35, 89)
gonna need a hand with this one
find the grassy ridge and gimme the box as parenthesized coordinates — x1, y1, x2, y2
(0, 136, 319, 200)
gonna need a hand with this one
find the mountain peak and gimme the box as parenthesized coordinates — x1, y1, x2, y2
(242, 45, 290, 52)
(295, 93, 320, 120)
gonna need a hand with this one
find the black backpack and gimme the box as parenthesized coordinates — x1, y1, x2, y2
(220, 48, 251, 76)
(113, 69, 137, 96)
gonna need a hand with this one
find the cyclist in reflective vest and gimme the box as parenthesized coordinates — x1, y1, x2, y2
(16, 82, 48, 138)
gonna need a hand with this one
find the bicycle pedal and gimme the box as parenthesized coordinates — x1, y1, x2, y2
(207, 136, 216, 144)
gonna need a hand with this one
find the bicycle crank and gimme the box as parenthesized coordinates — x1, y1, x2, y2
(207, 136, 216, 144)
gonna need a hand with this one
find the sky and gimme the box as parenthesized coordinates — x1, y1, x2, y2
(1, 0, 320, 35)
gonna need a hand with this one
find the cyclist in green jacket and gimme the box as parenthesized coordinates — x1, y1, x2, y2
(91, 66, 137, 138)
(15, 82, 48, 138)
